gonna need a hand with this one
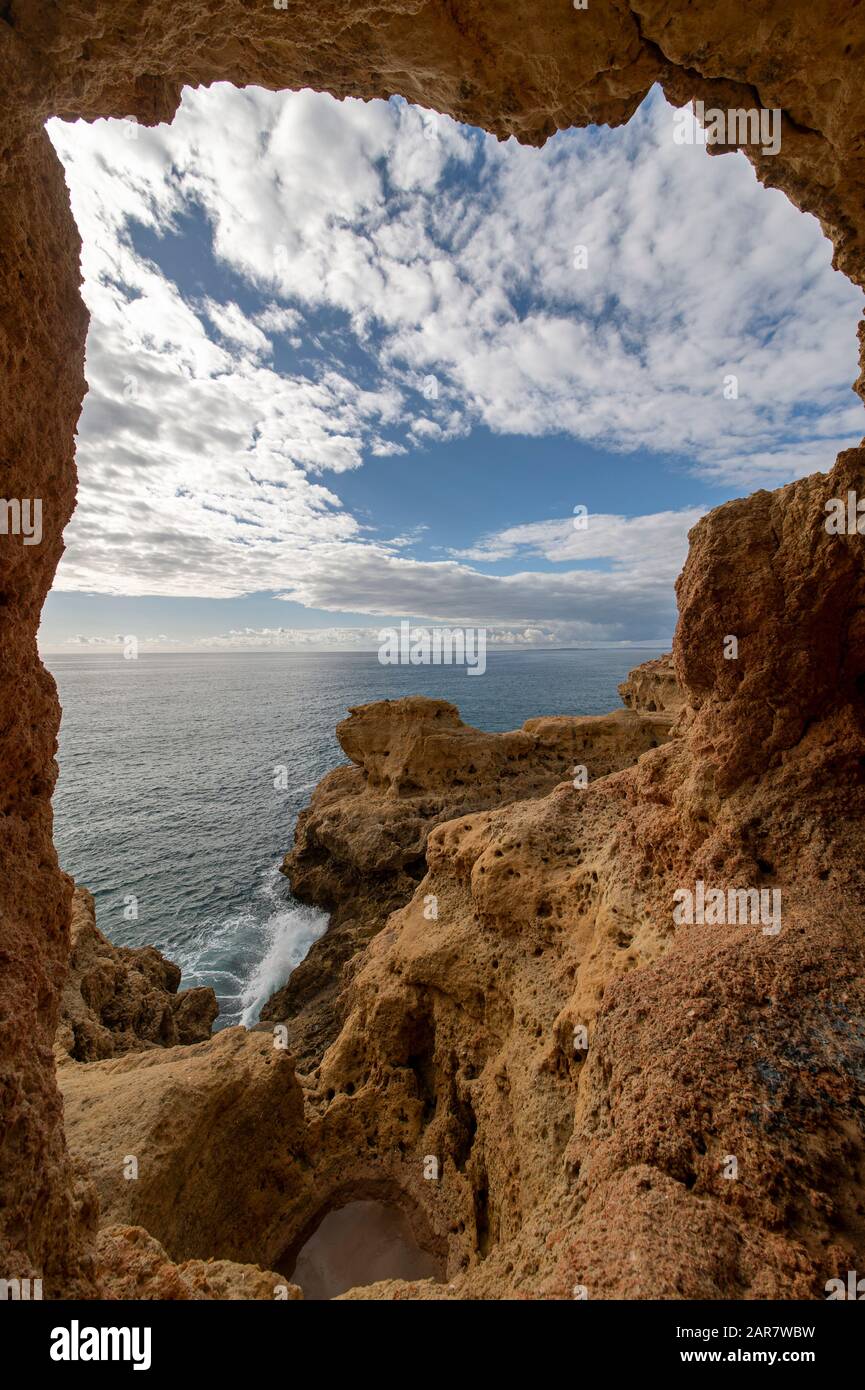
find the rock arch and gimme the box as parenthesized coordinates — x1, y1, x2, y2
(1, 1, 863, 1295)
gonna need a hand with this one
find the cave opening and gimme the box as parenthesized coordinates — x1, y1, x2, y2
(38, 78, 863, 1035)
(285, 1199, 444, 1299)
(36, 77, 865, 1300)
(3, 3, 864, 1307)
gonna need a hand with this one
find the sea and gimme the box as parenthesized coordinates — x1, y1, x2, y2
(45, 647, 666, 1029)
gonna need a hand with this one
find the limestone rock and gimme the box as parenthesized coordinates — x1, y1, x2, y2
(262, 687, 675, 1061)
(58, 1028, 310, 1268)
(0, 125, 94, 1297)
(291, 446, 865, 1299)
(2, 0, 865, 1301)
(95, 1225, 299, 1300)
(56, 887, 218, 1061)
(58, 442, 865, 1295)
(618, 652, 683, 715)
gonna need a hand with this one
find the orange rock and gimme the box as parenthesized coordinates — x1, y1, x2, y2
(56, 887, 217, 1061)
(263, 687, 674, 1060)
(1, 0, 864, 1300)
(95, 1225, 298, 1300)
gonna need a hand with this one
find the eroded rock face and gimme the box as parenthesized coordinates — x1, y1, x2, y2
(56, 887, 218, 1061)
(2, 0, 865, 1299)
(94, 1225, 298, 1301)
(618, 652, 683, 715)
(57, 472, 865, 1296)
(58, 1029, 309, 1266)
(262, 690, 675, 1062)
(674, 452, 865, 796)
(0, 124, 92, 1296)
(289, 448, 865, 1299)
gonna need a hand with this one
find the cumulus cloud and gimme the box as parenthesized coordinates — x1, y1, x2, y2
(451, 506, 704, 570)
(45, 84, 864, 642)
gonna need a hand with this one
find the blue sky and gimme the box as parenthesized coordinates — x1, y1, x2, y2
(39, 84, 865, 651)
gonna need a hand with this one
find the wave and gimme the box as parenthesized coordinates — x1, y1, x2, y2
(173, 863, 329, 1030)
(238, 902, 329, 1028)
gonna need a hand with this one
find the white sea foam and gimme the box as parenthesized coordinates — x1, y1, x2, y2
(171, 864, 328, 1029)
(238, 903, 329, 1027)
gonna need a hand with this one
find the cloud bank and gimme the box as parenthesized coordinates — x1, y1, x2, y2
(46, 84, 864, 643)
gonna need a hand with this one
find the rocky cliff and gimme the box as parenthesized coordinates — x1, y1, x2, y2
(262, 686, 675, 1063)
(56, 887, 217, 1062)
(1, 0, 865, 1301)
(57, 654, 682, 1282)
(57, 483, 865, 1296)
(276, 452, 864, 1298)
(618, 654, 684, 715)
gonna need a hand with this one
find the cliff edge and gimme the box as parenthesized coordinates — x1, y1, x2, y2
(261, 679, 677, 1062)
(57, 450, 865, 1300)
(56, 887, 217, 1062)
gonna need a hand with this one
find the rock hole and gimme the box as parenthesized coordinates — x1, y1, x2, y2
(288, 1200, 444, 1299)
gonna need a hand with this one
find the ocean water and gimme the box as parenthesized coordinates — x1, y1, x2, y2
(46, 648, 666, 1029)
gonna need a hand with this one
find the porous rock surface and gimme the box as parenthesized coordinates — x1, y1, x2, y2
(618, 653, 682, 714)
(1, 0, 864, 1300)
(59, 452, 865, 1299)
(262, 691, 675, 1061)
(58, 1028, 309, 1266)
(94, 1225, 299, 1301)
(290, 451, 865, 1300)
(56, 887, 217, 1061)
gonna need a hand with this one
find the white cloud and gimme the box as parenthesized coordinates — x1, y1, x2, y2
(45, 83, 864, 639)
(452, 507, 704, 571)
(272, 537, 682, 638)
(202, 299, 270, 357)
(45, 623, 666, 653)
(192, 622, 663, 650)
